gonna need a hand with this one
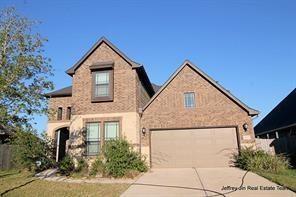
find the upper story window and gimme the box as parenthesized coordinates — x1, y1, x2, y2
(57, 107, 63, 120)
(95, 71, 110, 97)
(66, 107, 71, 120)
(90, 62, 114, 102)
(184, 92, 195, 108)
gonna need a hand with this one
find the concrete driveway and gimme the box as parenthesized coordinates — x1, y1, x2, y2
(121, 168, 295, 197)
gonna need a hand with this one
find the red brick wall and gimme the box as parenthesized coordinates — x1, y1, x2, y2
(48, 97, 72, 121)
(71, 42, 138, 115)
(141, 65, 255, 146)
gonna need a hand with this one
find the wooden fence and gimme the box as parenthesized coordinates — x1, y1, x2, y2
(0, 144, 13, 169)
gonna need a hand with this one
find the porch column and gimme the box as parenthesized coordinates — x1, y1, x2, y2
(56, 130, 60, 162)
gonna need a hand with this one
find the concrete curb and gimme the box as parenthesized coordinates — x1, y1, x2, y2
(39, 173, 144, 184)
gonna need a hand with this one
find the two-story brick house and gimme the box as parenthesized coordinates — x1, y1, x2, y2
(46, 37, 259, 167)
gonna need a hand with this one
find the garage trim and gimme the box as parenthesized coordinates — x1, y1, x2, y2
(148, 125, 241, 168)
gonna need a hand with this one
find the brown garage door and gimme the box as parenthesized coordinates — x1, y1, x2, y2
(151, 127, 239, 168)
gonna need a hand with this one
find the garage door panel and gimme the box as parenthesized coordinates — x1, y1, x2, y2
(151, 127, 238, 168)
(152, 151, 171, 167)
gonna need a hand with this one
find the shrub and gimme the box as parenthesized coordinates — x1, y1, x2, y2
(75, 158, 88, 173)
(69, 157, 88, 178)
(12, 130, 55, 172)
(124, 169, 141, 179)
(59, 155, 75, 176)
(89, 156, 105, 177)
(234, 147, 290, 173)
(104, 139, 148, 178)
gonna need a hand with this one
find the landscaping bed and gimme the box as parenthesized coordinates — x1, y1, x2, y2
(59, 139, 148, 179)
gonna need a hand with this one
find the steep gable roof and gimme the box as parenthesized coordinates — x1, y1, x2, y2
(255, 88, 296, 134)
(63, 36, 155, 97)
(143, 60, 259, 116)
(66, 37, 140, 76)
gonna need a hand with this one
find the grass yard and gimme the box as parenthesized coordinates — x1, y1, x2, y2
(256, 169, 296, 192)
(0, 170, 129, 197)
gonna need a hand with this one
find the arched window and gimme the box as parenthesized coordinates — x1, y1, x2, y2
(57, 107, 63, 120)
(66, 107, 71, 120)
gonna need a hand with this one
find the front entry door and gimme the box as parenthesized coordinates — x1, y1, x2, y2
(55, 128, 69, 162)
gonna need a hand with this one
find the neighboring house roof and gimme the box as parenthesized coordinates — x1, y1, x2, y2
(151, 83, 162, 93)
(66, 37, 140, 76)
(255, 88, 296, 135)
(143, 60, 259, 117)
(45, 86, 72, 98)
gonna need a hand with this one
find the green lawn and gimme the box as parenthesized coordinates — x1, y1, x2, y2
(256, 169, 296, 192)
(0, 170, 129, 197)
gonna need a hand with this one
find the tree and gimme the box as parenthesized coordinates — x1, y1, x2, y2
(12, 129, 55, 171)
(0, 7, 53, 132)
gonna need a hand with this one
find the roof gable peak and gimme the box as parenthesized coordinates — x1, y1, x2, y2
(66, 36, 140, 76)
(143, 59, 259, 116)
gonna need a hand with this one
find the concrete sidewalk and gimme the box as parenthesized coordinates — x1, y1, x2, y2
(121, 168, 295, 197)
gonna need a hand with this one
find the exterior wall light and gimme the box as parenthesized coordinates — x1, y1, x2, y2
(243, 123, 248, 132)
(142, 127, 146, 136)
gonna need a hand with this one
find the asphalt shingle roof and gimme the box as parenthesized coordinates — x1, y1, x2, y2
(45, 86, 72, 97)
(45, 83, 160, 98)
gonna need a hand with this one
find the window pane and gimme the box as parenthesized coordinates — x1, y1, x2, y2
(87, 141, 100, 155)
(104, 122, 119, 140)
(95, 84, 109, 97)
(185, 95, 189, 106)
(86, 122, 100, 155)
(86, 123, 100, 141)
(66, 107, 71, 120)
(184, 92, 195, 108)
(95, 72, 109, 84)
(57, 107, 62, 120)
